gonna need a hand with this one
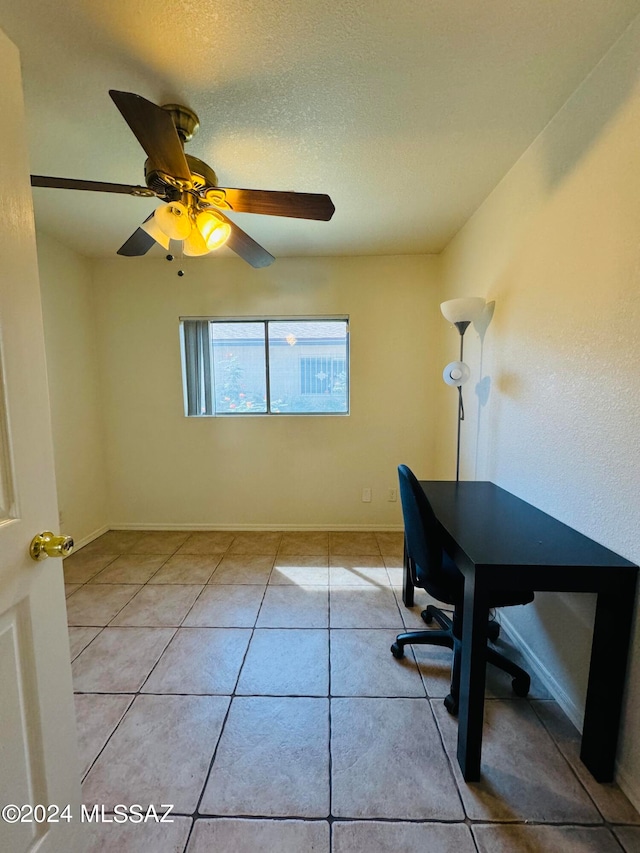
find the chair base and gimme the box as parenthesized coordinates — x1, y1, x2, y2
(391, 605, 530, 715)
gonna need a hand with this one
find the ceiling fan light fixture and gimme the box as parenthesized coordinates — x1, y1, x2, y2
(197, 210, 231, 251)
(140, 215, 170, 250)
(154, 201, 192, 240)
(183, 225, 209, 257)
(182, 210, 231, 256)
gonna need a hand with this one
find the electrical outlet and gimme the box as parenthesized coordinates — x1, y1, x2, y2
(388, 488, 398, 502)
(361, 487, 372, 502)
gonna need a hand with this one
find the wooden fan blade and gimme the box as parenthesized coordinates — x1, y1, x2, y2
(31, 175, 155, 196)
(109, 90, 192, 183)
(117, 216, 157, 257)
(217, 211, 274, 268)
(215, 188, 335, 221)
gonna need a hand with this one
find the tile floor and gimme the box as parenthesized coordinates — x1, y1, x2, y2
(64, 529, 640, 852)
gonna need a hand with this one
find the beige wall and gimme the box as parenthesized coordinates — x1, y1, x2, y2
(37, 231, 109, 545)
(439, 17, 640, 803)
(90, 253, 440, 529)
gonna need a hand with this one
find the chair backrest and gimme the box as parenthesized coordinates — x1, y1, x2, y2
(398, 464, 444, 587)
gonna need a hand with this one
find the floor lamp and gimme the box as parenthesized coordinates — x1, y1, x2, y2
(440, 297, 486, 481)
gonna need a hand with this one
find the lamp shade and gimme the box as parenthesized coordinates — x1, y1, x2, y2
(183, 210, 231, 256)
(440, 297, 486, 325)
(443, 361, 471, 387)
(197, 210, 231, 251)
(140, 215, 170, 250)
(154, 201, 192, 241)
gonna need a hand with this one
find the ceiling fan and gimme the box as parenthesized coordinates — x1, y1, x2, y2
(30, 90, 336, 268)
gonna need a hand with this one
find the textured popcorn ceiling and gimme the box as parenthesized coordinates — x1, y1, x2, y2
(1, 0, 640, 259)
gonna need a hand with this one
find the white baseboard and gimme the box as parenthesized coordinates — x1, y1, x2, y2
(71, 524, 109, 551)
(499, 613, 584, 731)
(105, 522, 405, 532)
(500, 613, 640, 811)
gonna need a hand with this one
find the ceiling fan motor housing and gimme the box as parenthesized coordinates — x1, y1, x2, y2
(144, 154, 219, 199)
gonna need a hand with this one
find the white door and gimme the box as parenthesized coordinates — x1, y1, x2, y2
(0, 27, 82, 853)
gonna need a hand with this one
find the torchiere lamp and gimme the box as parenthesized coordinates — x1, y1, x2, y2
(440, 297, 486, 481)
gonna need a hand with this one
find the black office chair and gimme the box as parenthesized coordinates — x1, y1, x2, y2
(391, 464, 534, 715)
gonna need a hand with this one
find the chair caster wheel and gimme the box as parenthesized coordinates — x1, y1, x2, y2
(390, 642, 404, 659)
(512, 675, 531, 697)
(421, 609, 433, 624)
(487, 620, 500, 643)
(444, 694, 459, 716)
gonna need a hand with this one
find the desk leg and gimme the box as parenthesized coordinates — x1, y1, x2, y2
(580, 579, 637, 781)
(457, 572, 489, 782)
(402, 539, 415, 607)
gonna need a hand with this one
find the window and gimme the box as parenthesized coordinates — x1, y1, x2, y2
(181, 317, 349, 416)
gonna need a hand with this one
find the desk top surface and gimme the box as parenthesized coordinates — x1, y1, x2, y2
(419, 480, 637, 574)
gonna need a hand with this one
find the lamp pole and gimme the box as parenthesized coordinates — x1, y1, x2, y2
(454, 321, 470, 482)
(440, 298, 486, 484)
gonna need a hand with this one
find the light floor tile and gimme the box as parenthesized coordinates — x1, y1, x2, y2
(473, 824, 622, 852)
(82, 815, 192, 853)
(110, 585, 203, 627)
(65, 584, 81, 598)
(277, 532, 329, 555)
(79, 530, 140, 555)
(176, 531, 235, 554)
(128, 531, 190, 554)
(257, 585, 328, 628)
(187, 818, 330, 853)
(392, 587, 447, 629)
(68, 626, 102, 661)
(532, 700, 640, 824)
(330, 554, 386, 568)
(375, 532, 404, 558)
(199, 696, 330, 817)
(388, 568, 406, 586)
(64, 553, 118, 584)
(331, 697, 464, 820)
(182, 585, 265, 627)
(433, 699, 601, 823)
(270, 556, 329, 586)
(227, 531, 283, 555)
(72, 627, 175, 692)
(209, 554, 274, 584)
(147, 554, 221, 584)
(330, 586, 403, 628)
(333, 820, 476, 853)
(613, 826, 640, 852)
(329, 561, 390, 588)
(236, 629, 329, 696)
(89, 554, 168, 585)
(142, 628, 251, 694)
(82, 694, 230, 812)
(329, 532, 381, 556)
(66, 585, 142, 627)
(330, 630, 425, 697)
(74, 693, 133, 776)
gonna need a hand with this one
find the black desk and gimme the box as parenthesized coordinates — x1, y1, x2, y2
(402, 480, 638, 783)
